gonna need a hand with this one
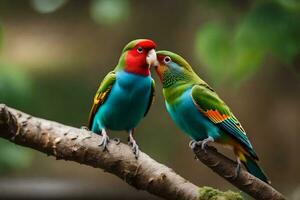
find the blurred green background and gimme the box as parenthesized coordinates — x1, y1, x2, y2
(0, 0, 299, 199)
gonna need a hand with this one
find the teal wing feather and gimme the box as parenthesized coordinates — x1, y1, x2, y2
(144, 78, 155, 117)
(88, 71, 116, 129)
(191, 84, 258, 159)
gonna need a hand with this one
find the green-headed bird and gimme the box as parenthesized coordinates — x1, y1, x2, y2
(154, 50, 270, 183)
(88, 39, 157, 158)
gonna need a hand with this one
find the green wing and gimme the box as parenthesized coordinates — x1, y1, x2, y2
(88, 71, 116, 129)
(144, 78, 155, 117)
(191, 84, 258, 159)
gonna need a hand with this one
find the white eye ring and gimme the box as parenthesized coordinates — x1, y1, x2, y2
(137, 47, 143, 53)
(164, 56, 171, 64)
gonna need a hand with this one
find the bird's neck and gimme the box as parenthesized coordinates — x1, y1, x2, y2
(124, 66, 150, 76)
(163, 83, 193, 105)
(115, 54, 150, 76)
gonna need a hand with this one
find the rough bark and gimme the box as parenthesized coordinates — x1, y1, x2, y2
(0, 104, 286, 200)
(0, 104, 198, 200)
(192, 146, 286, 200)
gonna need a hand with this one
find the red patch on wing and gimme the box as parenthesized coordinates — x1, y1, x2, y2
(124, 39, 156, 76)
(203, 110, 229, 123)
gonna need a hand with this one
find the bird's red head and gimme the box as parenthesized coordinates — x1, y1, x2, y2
(123, 39, 157, 76)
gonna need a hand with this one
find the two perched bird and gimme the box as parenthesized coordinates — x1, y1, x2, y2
(87, 39, 269, 183)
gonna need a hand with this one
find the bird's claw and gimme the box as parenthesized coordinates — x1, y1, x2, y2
(189, 137, 214, 154)
(201, 142, 208, 153)
(202, 136, 214, 151)
(128, 129, 139, 159)
(99, 132, 109, 151)
(80, 126, 89, 131)
(189, 140, 202, 150)
(112, 137, 121, 145)
(189, 140, 203, 150)
(233, 160, 241, 180)
(128, 141, 139, 159)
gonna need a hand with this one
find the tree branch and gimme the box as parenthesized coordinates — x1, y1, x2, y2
(0, 104, 285, 200)
(192, 145, 285, 200)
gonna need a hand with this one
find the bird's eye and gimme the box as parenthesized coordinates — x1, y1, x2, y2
(164, 56, 171, 64)
(137, 47, 143, 53)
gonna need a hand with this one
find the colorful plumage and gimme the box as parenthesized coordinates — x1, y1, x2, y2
(88, 39, 157, 158)
(154, 50, 270, 183)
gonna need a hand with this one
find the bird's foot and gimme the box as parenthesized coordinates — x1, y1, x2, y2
(112, 137, 121, 145)
(129, 140, 139, 159)
(189, 140, 201, 150)
(128, 131, 139, 159)
(201, 136, 214, 153)
(80, 126, 89, 131)
(233, 158, 241, 180)
(189, 136, 214, 153)
(99, 129, 109, 151)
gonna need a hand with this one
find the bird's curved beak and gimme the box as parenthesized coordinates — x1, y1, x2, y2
(146, 49, 159, 68)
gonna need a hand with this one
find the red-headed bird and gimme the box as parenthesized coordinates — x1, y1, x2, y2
(88, 39, 157, 158)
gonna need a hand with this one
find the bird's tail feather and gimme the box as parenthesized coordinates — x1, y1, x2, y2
(241, 153, 270, 184)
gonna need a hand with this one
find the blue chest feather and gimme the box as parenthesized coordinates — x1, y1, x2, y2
(166, 89, 221, 141)
(92, 71, 152, 132)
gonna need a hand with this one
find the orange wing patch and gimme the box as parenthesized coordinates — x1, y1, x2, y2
(94, 89, 110, 105)
(202, 109, 230, 123)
